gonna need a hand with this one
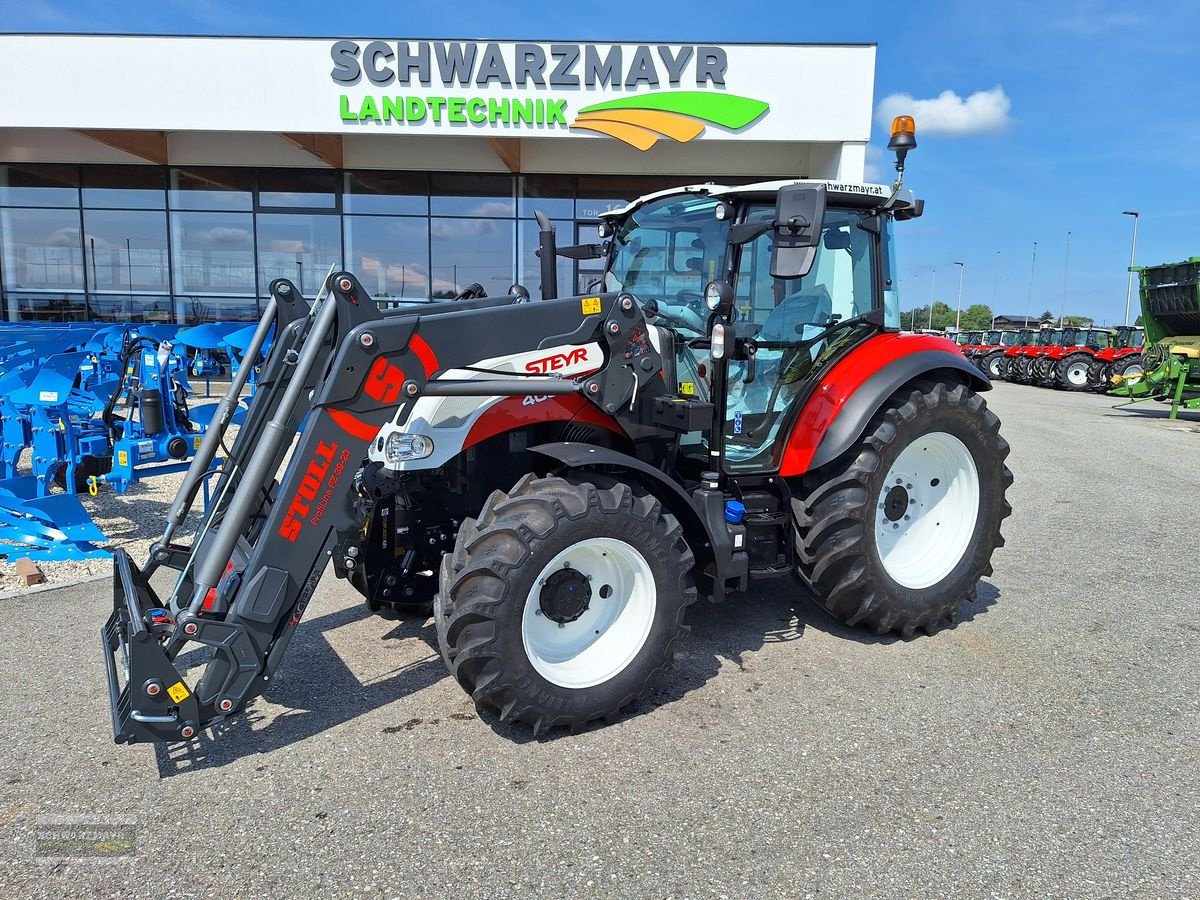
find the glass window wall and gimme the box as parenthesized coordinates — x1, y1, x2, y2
(0, 164, 764, 322)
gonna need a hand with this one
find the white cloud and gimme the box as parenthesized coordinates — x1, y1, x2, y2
(876, 86, 1012, 137)
(863, 145, 888, 183)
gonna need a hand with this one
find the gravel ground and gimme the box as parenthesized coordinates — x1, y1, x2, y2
(0, 383, 1196, 899)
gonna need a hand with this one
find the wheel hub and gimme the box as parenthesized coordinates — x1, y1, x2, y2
(883, 484, 910, 522)
(539, 567, 592, 623)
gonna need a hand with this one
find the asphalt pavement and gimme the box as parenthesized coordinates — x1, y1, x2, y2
(0, 383, 1196, 899)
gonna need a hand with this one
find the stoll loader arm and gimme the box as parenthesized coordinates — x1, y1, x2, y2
(102, 271, 663, 743)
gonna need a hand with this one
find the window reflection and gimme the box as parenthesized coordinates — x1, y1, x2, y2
(430, 217, 514, 298)
(344, 215, 430, 301)
(431, 174, 514, 217)
(3, 292, 87, 322)
(517, 218, 573, 300)
(82, 167, 166, 209)
(258, 171, 338, 209)
(172, 211, 256, 294)
(0, 165, 79, 207)
(170, 168, 254, 211)
(82, 209, 170, 291)
(1, 207, 85, 290)
(518, 175, 574, 219)
(176, 295, 261, 323)
(256, 213, 341, 296)
(344, 172, 428, 215)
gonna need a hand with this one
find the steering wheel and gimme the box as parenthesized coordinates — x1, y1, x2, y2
(675, 289, 705, 306)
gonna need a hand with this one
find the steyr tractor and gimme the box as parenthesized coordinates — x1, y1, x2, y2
(102, 117, 1013, 744)
(1048, 327, 1112, 391)
(1087, 325, 1145, 391)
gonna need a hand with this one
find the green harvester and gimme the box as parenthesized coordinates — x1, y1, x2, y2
(1111, 257, 1200, 419)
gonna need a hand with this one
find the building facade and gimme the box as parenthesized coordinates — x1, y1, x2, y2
(0, 35, 877, 323)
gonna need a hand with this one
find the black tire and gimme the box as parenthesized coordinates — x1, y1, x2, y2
(1086, 359, 1112, 392)
(995, 356, 1013, 381)
(1058, 353, 1093, 391)
(792, 381, 1012, 639)
(982, 351, 1007, 381)
(1009, 357, 1030, 383)
(1111, 354, 1144, 381)
(435, 474, 697, 735)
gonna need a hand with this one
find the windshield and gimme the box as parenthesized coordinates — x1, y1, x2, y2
(604, 195, 728, 334)
(1001, 332, 1021, 346)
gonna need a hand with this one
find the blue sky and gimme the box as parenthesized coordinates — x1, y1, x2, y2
(4, 0, 1197, 325)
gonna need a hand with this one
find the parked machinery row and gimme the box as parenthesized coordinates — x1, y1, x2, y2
(959, 325, 1145, 393)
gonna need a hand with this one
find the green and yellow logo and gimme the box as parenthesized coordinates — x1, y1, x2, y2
(570, 91, 770, 150)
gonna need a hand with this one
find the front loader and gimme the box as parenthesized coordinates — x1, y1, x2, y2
(103, 117, 1013, 743)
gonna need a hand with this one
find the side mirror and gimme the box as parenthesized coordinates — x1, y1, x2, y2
(770, 184, 826, 279)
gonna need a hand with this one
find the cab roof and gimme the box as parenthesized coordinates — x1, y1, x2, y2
(600, 179, 917, 220)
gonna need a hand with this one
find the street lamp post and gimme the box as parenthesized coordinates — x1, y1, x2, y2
(953, 261, 965, 332)
(1058, 231, 1071, 327)
(1122, 211, 1139, 326)
(1024, 241, 1037, 327)
(928, 268, 936, 331)
(992, 250, 1001, 329)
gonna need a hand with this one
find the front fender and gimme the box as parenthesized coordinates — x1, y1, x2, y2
(528, 442, 719, 588)
(780, 335, 989, 476)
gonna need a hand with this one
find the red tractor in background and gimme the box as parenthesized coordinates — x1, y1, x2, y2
(952, 330, 984, 355)
(994, 328, 1037, 381)
(1046, 327, 1113, 391)
(1007, 327, 1059, 384)
(1087, 325, 1146, 391)
(972, 330, 1020, 379)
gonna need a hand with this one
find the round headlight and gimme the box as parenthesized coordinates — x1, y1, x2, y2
(705, 282, 723, 310)
(596, 220, 614, 238)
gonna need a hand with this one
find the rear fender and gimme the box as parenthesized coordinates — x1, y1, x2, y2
(780, 335, 989, 476)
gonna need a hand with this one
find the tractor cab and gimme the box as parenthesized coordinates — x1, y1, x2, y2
(999, 331, 1023, 347)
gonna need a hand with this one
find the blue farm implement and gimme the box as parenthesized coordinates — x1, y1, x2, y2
(0, 321, 272, 562)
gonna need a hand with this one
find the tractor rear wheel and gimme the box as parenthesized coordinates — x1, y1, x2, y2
(1112, 354, 1145, 382)
(1059, 353, 1093, 391)
(793, 382, 1012, 638)
(435, 474, 696, 734)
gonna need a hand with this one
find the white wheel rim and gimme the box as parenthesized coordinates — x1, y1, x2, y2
(1067, 361, 1089, 385)
(1123, 364, 1145, 379)
(875, 431, 980, 590)
(988, 357, 1002, 377)
(521, 538, 656, 689)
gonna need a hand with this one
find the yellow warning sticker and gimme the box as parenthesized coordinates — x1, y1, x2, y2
(166, 681, 190, 704)
(581, 296, 602, 315)
(193, 436, 202, 450)
(680, 382, 696, 396)
(117, 450, 129, 467)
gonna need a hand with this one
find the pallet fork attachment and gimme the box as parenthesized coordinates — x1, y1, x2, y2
(102, 272, 662, 743)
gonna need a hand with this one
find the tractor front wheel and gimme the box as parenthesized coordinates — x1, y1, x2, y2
(1059, 353, 1093, 391)
(1112, 355, 1145, 382)
(435, 474, 696, 734)
(793, 382, 1012, 638)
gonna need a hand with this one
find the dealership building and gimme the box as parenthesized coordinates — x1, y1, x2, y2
(0, 35, 876, 323)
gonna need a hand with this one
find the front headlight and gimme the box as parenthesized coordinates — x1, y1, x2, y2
(384, 432, 434, 463)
